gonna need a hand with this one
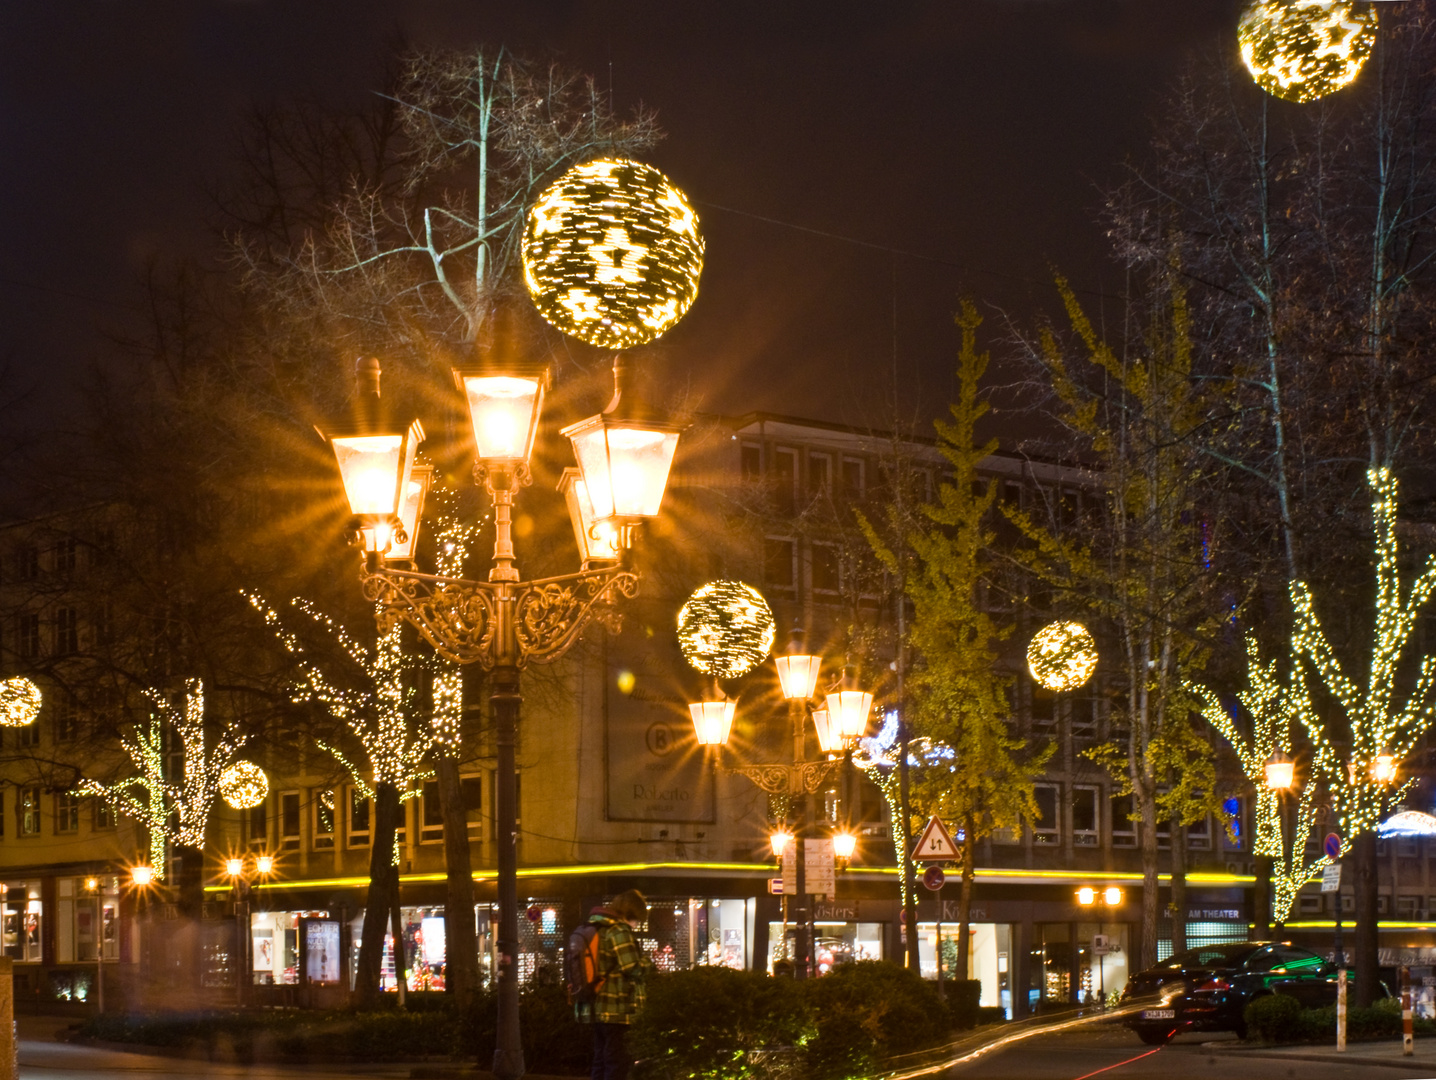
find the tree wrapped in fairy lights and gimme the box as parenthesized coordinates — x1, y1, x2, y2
(76, 679, 244, 882)
(1195, 636, 1330, 926)
(248, 594, 432, 1006)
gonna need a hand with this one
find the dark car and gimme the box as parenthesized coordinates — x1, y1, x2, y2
(1121, 941, 1337, 1044)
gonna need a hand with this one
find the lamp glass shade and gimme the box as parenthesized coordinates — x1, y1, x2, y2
(1077, 887, 1095, 906)
(769, 829, 793, 860)
(458, 373, 546, 464)
(832, 831, 857, 861)
(332, 434, 407, 517)
(775, 654, 822, 701)
(226, 858, 244, 877)
(255, 855, 274, 875)
(689, 699, 736, 747)
(566, 416, 679, 521)
(130, 866, 154, 887)
(825, 688, 873, 741)
(1265, 756, 1295, 791)
(559, 467, 620, 562)
(384, 465, 432, 562)
(1372, 754, 1397, 783)
(1103, 887, 1123, 906)
(811, 708, 844, 755)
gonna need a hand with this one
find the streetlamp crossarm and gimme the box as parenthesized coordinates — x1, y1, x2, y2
(361, 564, 639, 668)
(730, 759, 841, 796)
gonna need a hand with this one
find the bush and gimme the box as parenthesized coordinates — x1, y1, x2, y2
(800, 962, 951, 1080)
(1244, 993, 1303, 1042)
(455, 983, 591, 1075)
(630, 966, 809, 1080)
(945, 980, 983, 1029)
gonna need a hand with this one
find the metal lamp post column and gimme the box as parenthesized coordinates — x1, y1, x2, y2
(788, 697, 810, 979)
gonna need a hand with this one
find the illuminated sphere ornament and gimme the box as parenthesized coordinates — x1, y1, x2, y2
(677, 580, 776, 679)
(522, 158, 703, 349)
(1027, 621, 1098, 692)
(1238, 1, 1377, 104)
(0, 678, 41, 727)
(220, 761, 270, 810)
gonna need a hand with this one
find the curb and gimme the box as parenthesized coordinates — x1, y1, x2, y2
(1209, 1046, 1436, 1071)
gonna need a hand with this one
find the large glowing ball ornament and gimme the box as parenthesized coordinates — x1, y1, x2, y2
(0, 678, 41, 727)
(220, 761, 270, 810)
(677, 580, 776, 679)
(1027, 621, 1099, 692)
(523, 158, 703, 349)
(1238, 1, 1377, 104)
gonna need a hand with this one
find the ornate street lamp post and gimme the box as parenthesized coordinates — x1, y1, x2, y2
(319, 333, 678, 1080)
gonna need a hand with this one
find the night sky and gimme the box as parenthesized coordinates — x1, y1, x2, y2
(0, 1, 1249, 439)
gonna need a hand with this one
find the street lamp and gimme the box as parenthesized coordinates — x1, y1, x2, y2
(826, 666, 874, 742)
(317, 321, 678, 1080)
(1265, 750, 1295, 791)
(84, 877, 104, 1013)
(225, 852, 274, 1007)
(832, 829, 857, 868)
(770, 828, 794, 861)
(1372, 754, 1398, 784)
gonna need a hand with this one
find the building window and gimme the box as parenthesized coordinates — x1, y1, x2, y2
(1033, 784, 1060, 844)
(92, 603, 111, 647)
(92, 799, 113, 831)
(348, 788, 370, 847)
(462, 775, 483, 833)
(811, 542, 841, 594)
(52, 538, 77, 575)
(54, 693, 80, 742)
(773, 448, 798, 514)
(1030, 685, 1056, 739)
(55, 793, 79, 834)
(422, 781, 444, 842)
(1072, 786, 1099, 846)
(247, 799, 267, 847)
(314, 790, 335, 850)
(57, 876, 118, 964)
(16, 613, 39, 658)
(18, 789, 41, 837)
(1188, 814, 1212, 851)
(841, 458, 864, 499)
(280, 791, 300, 850)
(14, 546, 38, 582)
(14, 720, 39, 750)
(764, 538, 796, 592)
(1111, 793, 1136, 847)
(1298, 895, 1322, 914)
(808, 452, 831, 495)
(3, 884, 42, 961)
(1397, 894, 1419, 917)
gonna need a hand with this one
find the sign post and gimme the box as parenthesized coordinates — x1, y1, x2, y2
(912, 818, 958, 1002)
(1323, 843, 1345, 1053)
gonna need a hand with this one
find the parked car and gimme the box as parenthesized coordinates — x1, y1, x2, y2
(1121, 941, 1337, 1044)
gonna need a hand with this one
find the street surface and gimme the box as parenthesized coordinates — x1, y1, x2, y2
(948, 1025, 1436, 1080)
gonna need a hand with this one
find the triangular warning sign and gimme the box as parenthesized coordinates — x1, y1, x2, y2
(912, 815, 960, 861)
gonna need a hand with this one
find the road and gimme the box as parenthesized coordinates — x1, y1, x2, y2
(949, 1026, 1436, 1080)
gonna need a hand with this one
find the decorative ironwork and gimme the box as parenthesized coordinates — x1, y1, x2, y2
(360, 564, 638, 669)
(729, 758, 840, 797)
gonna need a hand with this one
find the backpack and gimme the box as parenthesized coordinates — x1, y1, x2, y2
(566, 923, 605, 1004)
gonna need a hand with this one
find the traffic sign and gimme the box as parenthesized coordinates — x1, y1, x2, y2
(1324, 832, 1342, 860)
(922, 864, 946, 892)
(768, 878, 784, 895)
(1092, 933, 1114, 956)
(912, 815, 960, 861)
(1321, 864, 1343, 893)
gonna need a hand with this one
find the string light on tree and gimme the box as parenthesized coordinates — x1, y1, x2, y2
(1026, 621, 1098, 691)
(1238, 0, 1377, 104)
(0, 678, 42, 727)
(677, 580, 776, 679)
(220, 762, 270, 810)
(522, 158, 704, 348)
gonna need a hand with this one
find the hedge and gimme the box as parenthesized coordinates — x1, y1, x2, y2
(1245, 992, 1436, 1044)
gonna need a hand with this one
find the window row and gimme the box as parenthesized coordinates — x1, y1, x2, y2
(239, 777, 491, 851)
(0, 790, 114, 840)
(8, 605, 110, 658)
(1017, 785, 1218, 850)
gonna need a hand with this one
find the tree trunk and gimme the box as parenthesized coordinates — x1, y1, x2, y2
(354, 782, 401, 1009)
(1170, 822, 1187, 957)
(436, 754, 479, 1006)
(391, 881, 407, 1008)
(956, 811, 975, 980)
(173, 843, 206, 994)
(1253, 855, 1272, 941)
(1140, 794, 1158, 970)
(1354, 829, 1379, 1008)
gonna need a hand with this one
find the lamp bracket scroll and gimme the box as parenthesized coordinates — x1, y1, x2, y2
(729, 759, 840, 797)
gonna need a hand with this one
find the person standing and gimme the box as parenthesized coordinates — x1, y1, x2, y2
(576, 889, 652, 1080)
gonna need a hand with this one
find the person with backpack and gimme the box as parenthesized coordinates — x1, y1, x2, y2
(570, 889, 653, 1080)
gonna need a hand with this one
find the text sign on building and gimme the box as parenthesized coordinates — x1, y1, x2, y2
(806, 839, 836, 899)
(605, 656, 716, 823)
(1321, 864, 1343, 893)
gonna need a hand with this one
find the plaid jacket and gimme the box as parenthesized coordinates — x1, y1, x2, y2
(576, 911, 651, 1025)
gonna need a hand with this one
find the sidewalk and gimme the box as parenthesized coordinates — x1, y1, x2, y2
(1211, 1036, 1436, 1070)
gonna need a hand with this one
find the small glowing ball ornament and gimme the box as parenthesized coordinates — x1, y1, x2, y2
(0, 678, 41, 727)
(677, 580, 776, 679)
(1238, 1, 1377, 104)
(220, 761, 270, 810)
(523, 158, 704, 349)
(1027, 621, 1098, 691)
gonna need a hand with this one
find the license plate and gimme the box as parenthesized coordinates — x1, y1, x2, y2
(1142, 1009, 1175, 1019)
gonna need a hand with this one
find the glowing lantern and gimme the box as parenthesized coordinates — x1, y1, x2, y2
(769, 828, 793, 860)
(1104, 887, 1123, 906)
(1077, 887, 1096, 906)
(825, 667, 873, 741)
(0, 678, 42, 727)
(677, 581, 776, 679)
(220, 761, 269, 810)
(455, 367, 548, 466)
(1265, 750, 1295, 790)
(689, 697, 736, 747)
(225, 858, 244, 878)
(523, 158, 704, 349)
(1372, 754, 1398, 784)
(130, 866, 155, 888)
(559, 467, 620, 563)
(1238, 1, 1377, 104)
(1027, 621, 1098, 691)
(810, 708, 845, 754)
(832, 831, 857, 864)
(254, 854, 274, 876)
(775, 647, 823, 702)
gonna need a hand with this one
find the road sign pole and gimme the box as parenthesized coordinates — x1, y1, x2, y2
(936, 881, 944, 1001)
(1338, 967, 1347, 1051)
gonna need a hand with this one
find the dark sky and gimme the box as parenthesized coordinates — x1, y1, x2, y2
(0, 1, 1249, 438)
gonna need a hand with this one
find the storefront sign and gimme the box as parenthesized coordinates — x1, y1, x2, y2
(605, 655, 716, 823)
(300, 918, 341, 985)
(813, 902, 858, 921)
(1186, 907, 1243, 920)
